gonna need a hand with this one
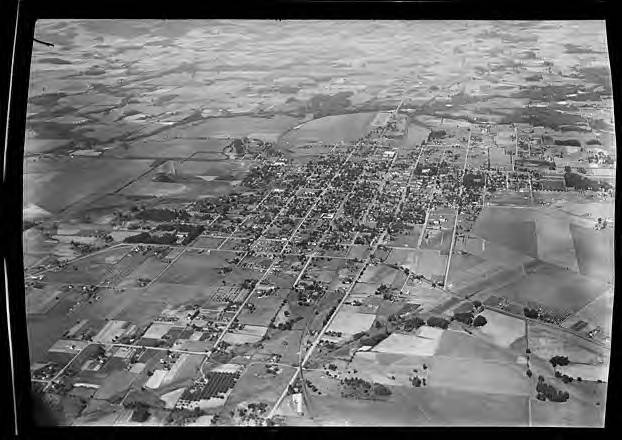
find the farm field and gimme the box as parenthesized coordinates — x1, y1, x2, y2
(527, 322, 608, 366)
(493, 261, 608, 313)
(569, 223, 615, 283)
(157, 250, 251, 286)
(475, 310, 525, 348)
(328, 310, 376, 335)
(435, 330, 520, 363)
(562, 288, 614, 337)
(472, 207, 538, 258)
(24, 157, 154, 214)
(373, 330, 444, 357)
(297, 387, 530, 426)
(278, 112, 376, 150)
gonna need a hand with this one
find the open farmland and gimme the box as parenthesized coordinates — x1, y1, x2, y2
(475, 310, 525, 348)
(494, 261, 608, 313)
(569, 223, 615, 283)
(327, 310, 376, 335)
(426, 356, 529, 396)
(24, 157, 154, 214)
(435, 330, 520, 363)
(472, 207, 538, 258)
(373, 330, 443, 357)
(158, 250, 251, 286)
(278, 112, 376, 150)
(527, 322, 608, 366)
(296, 388, 530, 426)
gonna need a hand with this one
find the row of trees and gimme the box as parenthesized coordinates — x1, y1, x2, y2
(341, 377, 392, 399)
(135, 208, 190, 222)
(427, 316, 450, 329)
(124, 232, 176, 245)
(549, 356, 570, 368)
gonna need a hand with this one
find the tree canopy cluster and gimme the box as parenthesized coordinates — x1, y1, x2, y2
(427, 316, 449, 329)
(550, 356, 570, 368)
(536, 376, 570, 402)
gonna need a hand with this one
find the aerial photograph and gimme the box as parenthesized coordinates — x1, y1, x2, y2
(23, 20, 614, 426)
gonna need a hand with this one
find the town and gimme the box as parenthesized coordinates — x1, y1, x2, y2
(23, 19, 613, 427)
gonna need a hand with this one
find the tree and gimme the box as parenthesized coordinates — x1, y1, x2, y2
(473, 315, 488, 327)
(454, 312, 474, 325)
(373, 383, 392, 396)
(130, 403, 151, 422)
(426, 316, 449, 329)
(549, 356, 570, 368)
